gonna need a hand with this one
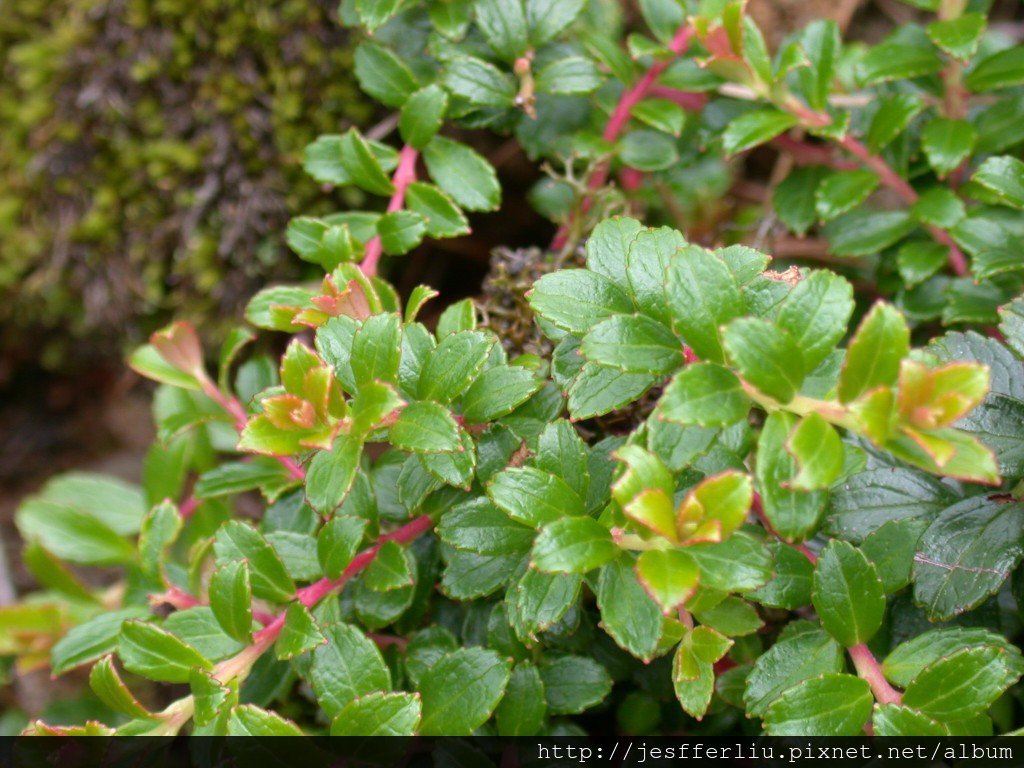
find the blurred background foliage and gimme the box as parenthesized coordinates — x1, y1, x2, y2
(0, 0, 372, 369)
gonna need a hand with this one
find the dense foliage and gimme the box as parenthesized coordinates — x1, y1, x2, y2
(5, 0, 1024, 737)
(0, 0, 369, 365)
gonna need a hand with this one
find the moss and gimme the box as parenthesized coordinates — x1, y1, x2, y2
(0, 0, 372, 367)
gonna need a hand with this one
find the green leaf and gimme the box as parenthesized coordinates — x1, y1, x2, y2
(672, 645, 715, 720)
(585, 216, 642, 286)
(815, 170, 879, 222)
(488, 466, 586, 527)
(364, 540, 415, 591)
(596, 558, 662, 661)
(797, 20, 840, 111)
(756, 412, 827, 543)
(438, 498, 534, 555)
(722, 109, 799, 156)
(972, 155, 1024, 210)
(659, 363, 751, 427)
(825, 209, 916, 257)
(305, 434, 363, 515)
(496, 663, 546, 736)
(777, 270, 854, 372)
(422, 137, 500, 212)
(873, 704, 948, 736)
(687, 532, 773, 592)
(812, 540, 885, 647)
(303, 135, 349, 185)
(665, 245, 744, 362)
(508, 567, 581, 638)
(275, 602, 326, 660)
(214, 521, 295, 603)
(723, 317, 805, 403)
(227, 705, 303, 736)
(16, 499, 135, 567)
(619, 130, 679, 172)
(912, 187, 966, 228)
(535, 56, 602, 94)
(774, 167, 828, 236)
(89, 656, 150, 718)
(399, 86, 448, 149)
(378, 211, 427, 255)
(764, 674, 872, 735)
(118, 621, 211, 684)
(746, 540, 814, 610)
(525, 0, 584, 46)
(405, 182, 469, 238)
(339, 128, 394, 196)
(317, 515, 368, 580)
(902, 646, 1023, 720)
(922, 118, 976, 178)
(927, 13, 985, 61)
(354, 42, 418, 106)
(912, 495, 1024, 620)
(883, 627, 1018, 687)
(965, 46, 1024, 92)
(632, 98, 686, 136)
(419, 330, 493, 403)
(311, 622, 391, 718)
(838, 301, 909, 403)
(858, 35, 943, 85)
(744, 627, 844, 716)
(196, 459, 298, 501)
(418, 648, 511, 735)
(866, 94, 925, 153)
(390, 401, 461, 453)
(897, 241, 949, 287)
(581, 315, 682, 374)
(635, 549, 699, 613)
(209, 560, 253, 643)
(693, 595, 763, 637)
(786, 413, 844, 490)
(528, 269, 633, 334)
(475, 0, 528, 60)
(532, 517, 618, 574)
(567, 363, 655, 420)
(540, 655, 612, 714)
(461, 365, 541, 423)
(331, 692, 422, 736)
(354, 0, 403, 32)
(443, 56, 516, 106)
(861, 517, 927, 593)
(51, 608, 148, 676)
(429, 0, 472, 38)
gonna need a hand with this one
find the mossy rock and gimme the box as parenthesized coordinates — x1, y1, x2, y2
(0, 0, 372, 368)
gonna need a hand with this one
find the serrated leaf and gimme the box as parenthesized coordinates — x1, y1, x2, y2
(339, 128, 394, 196)
(311, 623, 391, 718)
(390, 401, 461, 453)
(227, 705, 304, 736)
(399, 86, 448, 149)
(529, 269, 633, 334)
(912, 495, 1024, 620)
(825, 209, 916, 257)
(596, 558, 662, 661)
(535, 56, 602, 94)
(488, 466, 586, 527)
(118, 621, 211, 684)
(866, 94, 925, 153)
(922, 118, 976, 178)
(405, 182, 469, 238)
(902, 646, 1023, 720)
(972, 155, 1024, 210)
(965, 46, 1024, 92)
(330, 692, 422, 736)
(927, 13, 985, 61)
(275, 602, 326, 660)
(757, 412, 827, 542)
(744, 627, 844, 716)
(635, 549, 699, 612)
(419, 330, 493, 403)
(665, 245, 744, 362)
(723, 317, 804, 403)
(496, 663, 545, 736)
(581, 314, 682, 374)
(812, 540, 885, 647)
(815, 171, 879, 222)
(89, 656, 151, 718)
(764, 674, 872, 735)
(213, 521, 295, 602)
(658, 363, 751, 427)
(532, 517, 618, 574)
(418, 648, 511, 735)
(443, 56, 516, 106)
(540, 655, 612, 715)
(722, 109, 799, 156)
(873, 704, 948, 736)
(786, 413, 844, 490)
(838, 302, 909, 403)
(422, 136, 500, 212)
(209, 560, 253, 643)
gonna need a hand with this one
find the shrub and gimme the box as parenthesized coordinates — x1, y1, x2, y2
(5, 0, 1024, 737)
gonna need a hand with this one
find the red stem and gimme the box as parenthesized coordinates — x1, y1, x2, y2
(550, 25, 695, 250)
(849, 643, 903, 705)
(647, 85, 709, 111)
(360, 145, 419, 277)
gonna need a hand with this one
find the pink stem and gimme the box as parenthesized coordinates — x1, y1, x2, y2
(647, 85, 709, 111)
(550, 24, 695, 250)
(837, 135, 968, 277)
(179, 495, 200, 519)
(849, 643, 903, 705)
(360, 145, 419, 277)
